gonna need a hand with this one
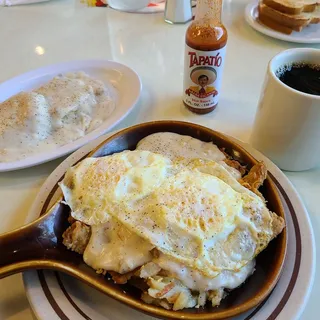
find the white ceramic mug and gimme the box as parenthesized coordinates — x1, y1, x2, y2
(108, 0, 150, 11)
(250, 48, 320, 171)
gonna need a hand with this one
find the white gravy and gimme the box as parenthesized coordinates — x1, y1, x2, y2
(84, 218, 154, 274)
(155, 253, 255, 292)
(0, 72, 116, 162)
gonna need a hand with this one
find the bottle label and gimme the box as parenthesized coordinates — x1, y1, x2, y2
(183, 44, 226, 109)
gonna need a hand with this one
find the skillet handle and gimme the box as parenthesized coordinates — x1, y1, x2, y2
(0, 201, 68, 278)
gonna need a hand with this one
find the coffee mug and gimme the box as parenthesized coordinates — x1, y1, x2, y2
(250, 48, 320, 171)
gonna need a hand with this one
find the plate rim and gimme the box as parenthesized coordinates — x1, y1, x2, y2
(244, 0, 320, 44)
(0, 59, 142, 172)
(22, 129, 316, 320)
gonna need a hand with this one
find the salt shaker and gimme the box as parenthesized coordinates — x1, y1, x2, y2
(164, 0, 193, 24)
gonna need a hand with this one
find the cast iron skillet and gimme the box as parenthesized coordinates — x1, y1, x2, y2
(0, 121, 287, 320)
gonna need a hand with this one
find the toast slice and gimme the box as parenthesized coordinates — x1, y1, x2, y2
(262, 0, 320, 15)
(258, 13, 304, 34)
(258, 2, 320, 32)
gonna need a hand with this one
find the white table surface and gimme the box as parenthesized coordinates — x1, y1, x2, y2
(0, 0, 319, 319)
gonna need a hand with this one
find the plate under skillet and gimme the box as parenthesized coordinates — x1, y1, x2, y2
(0, 60, 141, 172)
(245, 0, 320, 44)
(23, 127, 315, 320)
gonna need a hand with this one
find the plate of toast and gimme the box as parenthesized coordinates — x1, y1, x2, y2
(245, 0, 320, 43)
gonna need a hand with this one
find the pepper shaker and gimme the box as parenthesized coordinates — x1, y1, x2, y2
(164, 0, 193, 24)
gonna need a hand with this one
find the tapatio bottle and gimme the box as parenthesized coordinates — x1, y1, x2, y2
(183, 0, 228, 114)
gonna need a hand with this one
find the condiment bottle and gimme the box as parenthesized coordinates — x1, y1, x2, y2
(183, 0, 228, 114)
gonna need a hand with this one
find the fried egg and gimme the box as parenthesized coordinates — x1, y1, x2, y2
(136, 132, 242, 180)
(60, 149, 281, 278)
(60, 150, 174, 225)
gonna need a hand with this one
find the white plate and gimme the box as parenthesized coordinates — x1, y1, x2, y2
(245, 1, 320, 44)
(0, 60, 141, 172)
(23, 130, 315, 320)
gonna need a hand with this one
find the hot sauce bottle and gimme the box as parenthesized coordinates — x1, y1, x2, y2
(183, 0, 228, 114)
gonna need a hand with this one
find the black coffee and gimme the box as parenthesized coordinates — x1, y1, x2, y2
(277, 63, 320, 96)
